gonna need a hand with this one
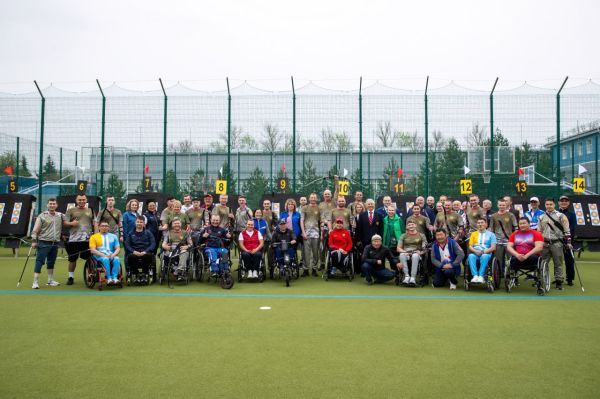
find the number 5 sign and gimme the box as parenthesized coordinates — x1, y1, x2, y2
(215, 179, 227, 194)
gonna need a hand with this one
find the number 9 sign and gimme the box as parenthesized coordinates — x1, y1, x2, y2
(279, 178, 288, 191)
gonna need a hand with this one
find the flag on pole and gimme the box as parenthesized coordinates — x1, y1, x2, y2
(463, 166, 471, 175)
(219, 167, 223, 176)
(578, 164, 587, 175)
(518, 167, 525, 176)
(3, 166, 13, 175)
(343, 168, 348, 177)
(397, 168, 403, 178)
(281, 164, 286, 172)
(144, 164, 150, 174)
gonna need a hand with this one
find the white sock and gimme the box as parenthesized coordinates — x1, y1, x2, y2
(47, 271, 54, 282)
(68, 272, 74, 278)
(33, 274, 40, 283)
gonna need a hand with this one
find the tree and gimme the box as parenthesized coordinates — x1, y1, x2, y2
(377, 157, 400, 198)
(260, 123, 282, 153)
(168, 139, 199, 153)
(481, 128, 509, 147)
(184, 168, 214, 198)
(466, 123, 487, 147)
(273, 168, 290, 194)
(210, 125, 258, 153)
(431, 130, 445, 151)
(42, 155, 59, 181)
(298, 158, 325, 194)
(375, 121, 395, 148)
(105, 173, 127, 210)
(242, 167, 269, 210)
(163, 169, 181, 198)
(320, 128, 353, 153)
(218, 162, 237, 194)
(20, 156, 31, 177)
(395, 131, 423, 150)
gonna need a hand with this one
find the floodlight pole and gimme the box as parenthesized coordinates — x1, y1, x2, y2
(159, 78, 168, 192)
(424, 76, 429, 197)
(556, 76, 568, 197)
(96, 79, 106, 198)
(291, 76, 296, 191)
(226, 77, 231, 190)
(34, 80, 45, 214)
(489, 77, 498, 200)
(359, 77, 363, 189)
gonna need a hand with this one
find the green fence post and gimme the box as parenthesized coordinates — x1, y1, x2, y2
(489, 77, 499, 200)
(159, 78, 168, 192)
(226, 77, 232, 191)
(96, 79, 106, 198)
(15, 137, 20, 189)
(34, 80, 45, 214)
(556, 76, 568, 197)
(359, 77, 363, 189)
(142, 152, 146, 178)
(571, 141, 575, 182)
(291, 76, 296, 192)
(174, 150, 177, 177)
(424, 76, 429, 197)
(238, 150, 241, 194)
(595, 134, 599, 193)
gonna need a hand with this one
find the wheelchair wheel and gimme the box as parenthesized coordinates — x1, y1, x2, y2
(237, 265, 244, 283)
(221, 272, 234, 289)
(194, 252, 205, 282)
(491, 257, 501, 289)
(538, 258, 551, 295)
(504, 266, 512, 293)
(83, 258, 97, 289)
(347, 257, 354, 281)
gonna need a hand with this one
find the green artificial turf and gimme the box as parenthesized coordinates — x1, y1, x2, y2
(0, 247, 599, 398)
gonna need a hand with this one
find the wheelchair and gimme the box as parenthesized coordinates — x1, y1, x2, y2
(159, 244, 193, 288)
(237, 250, 266, 283)
(125, 254, 156, 286)
(323, 247, 354, 281)
(190, 233, 209, 282)
(463, 254, 501, 293)
(202, 236, 234, 289)
(504, 255, 551, 296)
(272, 240, 300, 287)
(83, 256, 123, 291)
(394, 251, 426, 288)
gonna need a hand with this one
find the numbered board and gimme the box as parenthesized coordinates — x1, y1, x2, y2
(338, 180, 350, 196)
(460, 179, 472, 195)
(573, 177, 585, 193)
(215, 180, 227, 195)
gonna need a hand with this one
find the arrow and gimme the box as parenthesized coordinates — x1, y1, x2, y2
(578, 164, 587, 175)
(463, 165, 471, 175)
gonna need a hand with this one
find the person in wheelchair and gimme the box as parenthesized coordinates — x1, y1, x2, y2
(200, 214, 232, 276)
(272, 219, 297, 274)
(161, 218, 192, 281)
(507, 217, 544, 274)
(327, 217, 353, 275)
(397, 221, 427, 285)
(125, 215, 156, 284)
(467, 218, 497, 284)
(89, 221, 122, 284)
(238, 220, 264, 279)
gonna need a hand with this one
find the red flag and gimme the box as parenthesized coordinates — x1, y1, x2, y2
(281, 164, 286, 172)
(3, 166, 13, 175)
(144, 165, 150, 174)
(518, 168, 525, 176)
(397, 168, 403, 178)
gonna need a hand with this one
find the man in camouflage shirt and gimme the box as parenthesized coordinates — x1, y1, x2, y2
(63, 194, 96, 285)
(435, 200, 465, 242)
(538, 198, 571, 290)
(489, 198, 517, 274)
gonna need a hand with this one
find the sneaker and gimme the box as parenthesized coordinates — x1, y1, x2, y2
(67, 277, 74, 285)
(301, 270, 309, 277)
(555, 281, 564, 291)
(409, 277, 416, 285)
(46, 280, 60, 287)
(330, 267, 337, 275)
(311, 269, 318, 277)
(477, 276, 485, 283)
(402, 276, 410, 284)
(366, 279, 373, 285)
(252, 270, 258, 278)
(567, 280, 574, 286)
(470, 276, 478, 283)
(449, 282, 457, 290)
(32, 281, 39, 289)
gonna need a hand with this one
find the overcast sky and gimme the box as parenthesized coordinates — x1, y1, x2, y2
(1, 0, 599, 91)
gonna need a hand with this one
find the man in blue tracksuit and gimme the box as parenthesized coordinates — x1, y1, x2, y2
(125, 215, 156, 282)
(431, 229, 465, 290)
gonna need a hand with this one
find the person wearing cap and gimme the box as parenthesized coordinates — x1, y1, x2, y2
(538, 198, 570, 290)
(558, 195, 577, 285)
(327, 217, 353, 275)
(525, 197, 544, 230)
(271, 218, 297, 278)
(360, 234, 399, 285)
(430, 229, 465, 290)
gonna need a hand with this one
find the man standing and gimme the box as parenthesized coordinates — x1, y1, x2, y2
(186, 198, 204, 232)
(558, 195, 577, 285)
(407, 196, 435, 225)
(89, 221, 121, 284)
(489, 198, 518, 275)
(30, 198, 63, 289)
(201, 194, 215, 227)
(538, 198, 570, 290)
(212, 194, 233, 229)
(261, 199, 277, 271)
(435, 200, 465, 242)
(301, 192, 321, 277)
(503, 195, 521, 220)
(375, 196, 402, 220)
(525, 197, 544, 230)
(63, 194, 96, 285)
(348, 191, 364, 216)
(355, 199, 383, 249)
(406, 204, 433, 241)
(95, 195, 123, 241)
(464, 195, 484, 237)
(330, 196, 353, 231)
(234, 195, 253, 242)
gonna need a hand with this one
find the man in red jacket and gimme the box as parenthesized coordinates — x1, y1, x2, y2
(327, 218, 353, 275)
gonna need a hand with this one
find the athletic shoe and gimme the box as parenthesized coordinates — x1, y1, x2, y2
(402, 276, 410, 284)
(311, 269, 318, 277)
(478, 276, 485, 283)
(46, 280, 60, 287)
(366, 279, 373, 285)
(252, 270, 258, 278)
(301, 270, 309, 277)
(449, 283, 457, 290)
(330, 267, 337, 275)
(470, 276, 478, 283)
(567, 280, 574, 286)
(555, 281, 564, 291)
(67, 277, 74, 285)
(409, 277, 416, 285)
(32, 281, 39, 289)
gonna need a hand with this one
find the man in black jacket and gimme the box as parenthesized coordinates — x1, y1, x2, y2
(125, 216, 156, 283)
(558, 195, 577, 285)
(271, 219, 297, 278)
(361, 234, 400, 285)
(355, 199, 382, 248)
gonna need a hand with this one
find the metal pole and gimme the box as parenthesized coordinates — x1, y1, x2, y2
(96, 79, 106, 198)
(291, 76, 296, 191)
(238, 150, 241, 194)
(359, 77, 363, 188)
(489, 77, 499, 200)
(556, 76, 568, 197)
(34, 80, 45, 214)
(270, 152, 273, 192)
(424, 76, 429, 197)
(159, 78, 168, 191)
(142, 152, 146, 177)
(571, 141, 575, 182)
(15, 137, 20, 189)
(226, 77, 232, 191)
(59, 147, 63, 196)
(596, 134, 599, 193)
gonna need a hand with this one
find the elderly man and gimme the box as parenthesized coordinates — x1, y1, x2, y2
(431, 229, 464, 290)
(361, 234, 399, 285)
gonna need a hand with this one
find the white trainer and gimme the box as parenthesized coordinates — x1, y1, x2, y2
(449, 282, 457, 290)
(471, 276, 478, 283)
(409, 277, 416, 285)
(46, 280, 60, 287)
(32, 281, 39, 289)
(402, 276, 410, 284)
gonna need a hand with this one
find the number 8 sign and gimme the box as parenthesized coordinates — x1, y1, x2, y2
(215, 179, 227, 194)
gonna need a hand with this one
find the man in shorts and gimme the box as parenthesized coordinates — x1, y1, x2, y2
(63, 194, 96, 285)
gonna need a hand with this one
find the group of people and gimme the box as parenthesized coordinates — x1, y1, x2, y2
(29, 183, 577, 291)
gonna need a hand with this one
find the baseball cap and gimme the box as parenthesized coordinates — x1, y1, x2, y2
(559, 195, 570, 201)
(278, 219, 287, 224)
(335, 218, 344, 223)
(529, 196, 539, 202)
